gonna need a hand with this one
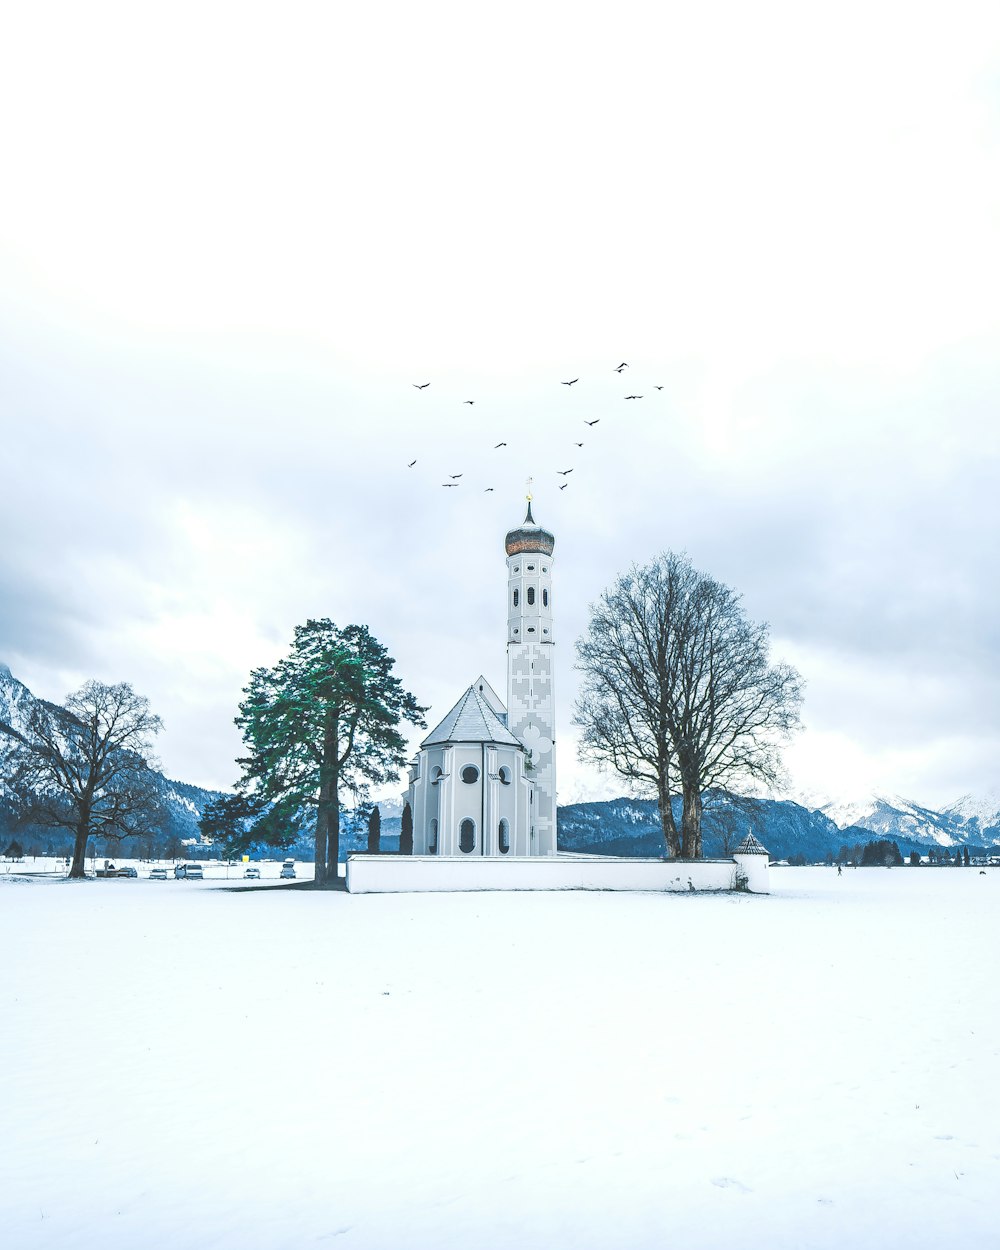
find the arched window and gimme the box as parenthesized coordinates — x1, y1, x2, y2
(429, 819, 438, 853)
(542, 589, 549, 607)
(513, 588, 519, 607)
(459, 819, 476, 853)
(527, 587, 535, 605)
(461, 765, 480, 784)
(499, 819, 510, 854)
(498, 766, 511, 786)
(431, 766, 443, 785)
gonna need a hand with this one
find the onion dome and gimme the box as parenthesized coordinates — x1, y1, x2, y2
(504, 500, 556, 557)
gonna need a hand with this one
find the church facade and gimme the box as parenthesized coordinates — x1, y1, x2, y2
(404, 500, 557, 857)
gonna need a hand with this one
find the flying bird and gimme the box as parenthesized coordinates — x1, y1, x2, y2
(585, 419, 600, 426)
(654, 385, 664, 390)
(615, 362, 628, 372)
(484, 487, 494, 492)
(557, 469, 574, 476)
(624, 395, 643, 400)
(449, 473, 463, 479)
(407, 459, 417, 467)
(575, 442, 584, 447)
(413, 382, 430, 389)
(562, 378, 579, 386)
(559, 483, 568, 490)
(464, 400, 475, 405)
(442, 483, 457, 487)
(494, 442, 507, 448)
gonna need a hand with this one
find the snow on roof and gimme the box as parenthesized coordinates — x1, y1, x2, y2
(471, 675, 506, 718)
(421, 686, 522, 749)
(735, 832, 769, 856)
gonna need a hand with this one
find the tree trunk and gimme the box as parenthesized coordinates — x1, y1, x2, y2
(327, 776, 341, 883)
(314, 805, 329, 885)
(681, 783, 703, 858)
(656, 775, 681, 858)
(69, 821, 89, 878)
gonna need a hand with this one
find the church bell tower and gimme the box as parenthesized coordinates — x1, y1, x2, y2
(504, 493, 557, 855)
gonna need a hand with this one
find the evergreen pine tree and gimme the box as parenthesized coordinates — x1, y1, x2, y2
(400, 802, 414, 856)
(203, 620, 425, 884)
(367, 805, 381, 854)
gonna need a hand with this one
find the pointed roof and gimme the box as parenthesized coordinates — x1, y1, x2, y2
(471, 675, 506, 718)
(735, 832, 769, 856)
(421, 685, 522, 749)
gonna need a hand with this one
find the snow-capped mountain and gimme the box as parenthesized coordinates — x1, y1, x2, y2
(942, 790, 1000, 838)
(800, 791, 999, 849)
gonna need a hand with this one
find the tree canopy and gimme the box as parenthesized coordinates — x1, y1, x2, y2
(574, 552, 802, 858)
(2, 680, 164, 877)
(203, 619, 424, 883)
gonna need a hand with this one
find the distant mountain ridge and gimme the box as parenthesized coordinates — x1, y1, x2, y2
(3, 663, 997, 861)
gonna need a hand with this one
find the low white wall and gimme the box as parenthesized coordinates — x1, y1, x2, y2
(346, 854, 769, 894)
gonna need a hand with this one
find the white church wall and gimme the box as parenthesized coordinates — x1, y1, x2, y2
(346, 855, 769, 894)
(408, 740, 532, 857)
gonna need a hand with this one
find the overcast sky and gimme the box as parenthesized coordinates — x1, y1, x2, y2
(2, 0, 998, 808)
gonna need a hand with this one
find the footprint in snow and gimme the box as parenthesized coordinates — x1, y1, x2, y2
(712, 1177, 751, 1192)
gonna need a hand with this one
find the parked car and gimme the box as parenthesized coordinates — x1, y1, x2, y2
(244, 866, 260, 880)
(185, 863, 205, 880)
(173, 864, 187, 878)
(279, 861, 296, 879)
(116, 866, 138, 878)
(149, 867, 168, 880)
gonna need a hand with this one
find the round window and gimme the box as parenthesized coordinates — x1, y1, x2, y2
(498, 766, 511, 786)
(461, 765, 480, 784)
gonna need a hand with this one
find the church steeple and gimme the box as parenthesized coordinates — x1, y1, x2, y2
(505, 497, 557, 855)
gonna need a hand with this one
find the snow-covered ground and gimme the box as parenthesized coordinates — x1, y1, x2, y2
(2, 867, 998, 1249)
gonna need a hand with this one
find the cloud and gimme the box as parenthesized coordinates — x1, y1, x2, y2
(1, 0, 998, 804)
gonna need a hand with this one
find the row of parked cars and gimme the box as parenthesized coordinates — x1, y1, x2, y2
(142, 860, 297, 881)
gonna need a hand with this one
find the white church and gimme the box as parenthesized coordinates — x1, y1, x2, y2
(346, 497, 770, 893)
(403, 497, 557, 858)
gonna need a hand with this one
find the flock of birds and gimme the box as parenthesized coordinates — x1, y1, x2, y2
(405, 363, 665, 494)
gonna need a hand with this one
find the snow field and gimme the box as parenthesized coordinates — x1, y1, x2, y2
(2, 867, 998, 1249)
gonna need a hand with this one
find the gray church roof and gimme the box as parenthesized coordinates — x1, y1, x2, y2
(421, 685, 522, 749)
(735, 832, 769, 856)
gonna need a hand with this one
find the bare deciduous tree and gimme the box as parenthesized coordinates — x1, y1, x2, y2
(574, 553, 802, 858)
(3, 680, 164, 877)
